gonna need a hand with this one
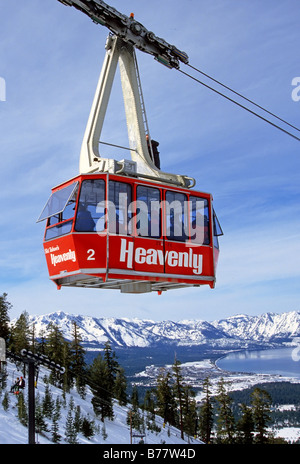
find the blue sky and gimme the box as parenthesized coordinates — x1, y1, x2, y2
(0, 0, 299, 321)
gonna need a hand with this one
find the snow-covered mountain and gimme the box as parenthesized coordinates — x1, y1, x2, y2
(27, 310, 300, 350)
(211, 312, 300, 343)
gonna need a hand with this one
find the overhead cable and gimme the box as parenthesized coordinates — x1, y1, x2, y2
(177, 67, 300, 143)
(187, 63, 300, 134)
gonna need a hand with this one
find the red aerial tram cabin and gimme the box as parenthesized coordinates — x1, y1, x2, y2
(37, 6, 223, 294)
(38, 173, 222, 294)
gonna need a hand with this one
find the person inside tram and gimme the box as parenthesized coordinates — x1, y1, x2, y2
(76, 203, 96, 231)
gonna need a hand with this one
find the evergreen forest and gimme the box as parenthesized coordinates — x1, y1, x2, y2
(1, 293, 299, 444)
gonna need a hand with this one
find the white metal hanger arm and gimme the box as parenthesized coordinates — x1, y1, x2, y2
(79, 35, 195, 188)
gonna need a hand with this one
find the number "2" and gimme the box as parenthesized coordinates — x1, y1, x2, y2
(87, 249, 96, 260)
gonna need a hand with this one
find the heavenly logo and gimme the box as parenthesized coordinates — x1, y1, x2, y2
(120, 238, 203, 274)
(50, 249, 76, 266)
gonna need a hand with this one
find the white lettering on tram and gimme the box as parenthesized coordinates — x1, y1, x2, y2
(119, 239, 203, 275)
(50, 249, 76, 266)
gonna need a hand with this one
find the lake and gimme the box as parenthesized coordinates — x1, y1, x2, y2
(216, 347, 300, 379)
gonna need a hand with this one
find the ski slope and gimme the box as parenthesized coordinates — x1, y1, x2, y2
(0, 360, 202, 445)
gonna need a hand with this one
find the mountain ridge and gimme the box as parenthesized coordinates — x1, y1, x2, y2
(25, 310, 300, 350)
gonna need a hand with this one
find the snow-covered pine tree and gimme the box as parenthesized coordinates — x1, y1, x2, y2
(65, 407, 78, 444)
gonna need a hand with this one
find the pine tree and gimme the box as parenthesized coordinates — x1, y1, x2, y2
(114, 367, 127, 406)
(103, 341, 119, 393)
(65, 408, 78, 444)
(2, 391, 9, 411)
(131, 384, 139, 409)
(10, 311, 30, 354)
(81, 414, 95, 440)
(29, 323, 37, 353)
(182, 384, 197, 437)
(36, 329, 47, 355)
(144, 389, 156, 414)
(70, 321, 86, 398)
(74, 405, 82, 433)
(126, 385, 143, 433)
(89, 353, 114, 421)
(17, 391, 28, 426)
(89, 342, 122, 421)
(46, 322, 71, 387)
(46, 322, 66, 361)
(69, 395, 75, 411)
(156, 368, 177, 427)
(144, 390, 159, 432)
(35, 393, 49, 436)
(215, 377, 235, 444)
(51, 396, 62, 443)
(251, 387, 272, 444)
(236, 403, 254, 444)
(198, 376, 214, 444)
(42, 384, 54, 419)
(172, 358, 185, 439)
(0, 293, 11, 342)
(51, 408, 61, 443)
(55, 395, 61, 415)
(61, 343, 73, 393)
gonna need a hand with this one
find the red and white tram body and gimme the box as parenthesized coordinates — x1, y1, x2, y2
(39, 173, 222, 294)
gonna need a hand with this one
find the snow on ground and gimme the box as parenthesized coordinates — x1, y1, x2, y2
(134, 358, 300, 443)
(273, 427, 300, 443)
(1, 357, 300, 444)
(135, 358, 300, 400)
(0, 360, 202, 445)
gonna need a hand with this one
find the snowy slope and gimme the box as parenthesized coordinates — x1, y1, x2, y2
(25, 310, 300, 350)
(0, 360, 202, 445)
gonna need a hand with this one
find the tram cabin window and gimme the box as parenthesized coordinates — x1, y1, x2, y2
(75, 179, 105, 232)
(190, 196, 210, 245)
(136, 185, 161, 238)
(109, 181, 132, 235)
(39, 182, 79, 240)
(165, 191, 188, 242)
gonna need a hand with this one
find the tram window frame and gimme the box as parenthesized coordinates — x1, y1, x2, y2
(75, 179, 106, 233)
(136, 185, 161, 238)
(213, 210, 223, 249)
(45, 220, 73, 240)
(38, 182, 79, 223)
(44, 183, 79, 241)
(189, 196, 210, 245)
(108, 180, 132, 235)
(165, 190, 189, 242)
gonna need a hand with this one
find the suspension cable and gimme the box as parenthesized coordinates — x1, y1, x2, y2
(177, 67, 300, 142)
(187, 63, 300, 134)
